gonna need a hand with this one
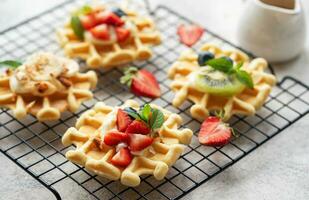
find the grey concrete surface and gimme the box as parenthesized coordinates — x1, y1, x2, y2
(0, 0, 309, 200)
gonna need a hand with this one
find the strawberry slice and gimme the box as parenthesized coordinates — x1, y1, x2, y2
(177, 24, 204, 47)
(90, 24, 110, 40)
(104, 130, 129, 146)
(198, 116, 232, 147)
(80, 14, 97, 30)
(117, 109, 132, 132)
(111, 148, 132, 167)
(115, 27, 130, 42)
(128, 134, 153, 151)
(126, 120, 150, 135)
(95, 11, 124, 26)
(120, 67, 161, 98)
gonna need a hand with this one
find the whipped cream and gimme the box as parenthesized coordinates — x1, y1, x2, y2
(100, 107, 118, 138)
(9, 52, 79, 96)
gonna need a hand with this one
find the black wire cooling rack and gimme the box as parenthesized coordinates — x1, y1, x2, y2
(1, 0, 309, 199)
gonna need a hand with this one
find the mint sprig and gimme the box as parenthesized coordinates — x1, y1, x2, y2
(0, 60, 22, 69)
(71, 16, 84, 40)
(205, 57, 254, 89)
(73, 5, 92, 16)
(124, 104, 164, 130)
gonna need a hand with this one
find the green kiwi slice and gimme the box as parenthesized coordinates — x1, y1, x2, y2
(192, 67, 245, 96)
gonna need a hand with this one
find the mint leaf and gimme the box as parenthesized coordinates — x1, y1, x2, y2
(124, 107, 140, 120)
(140, 104, 151, 122)
(73, 5, 92, 16)
(206, 57, 233, 73)
(71, 16, 84, 40)
(235, 62, 243, 70)
(149, 108, 164, 130)
(236, 70, 254, 89)
(0, 60, 22, 68)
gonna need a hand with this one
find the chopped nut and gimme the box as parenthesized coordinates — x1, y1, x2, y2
(35, 82, 49, 93)
(93, 137, 103, 150)
(58, 76, 72, 87)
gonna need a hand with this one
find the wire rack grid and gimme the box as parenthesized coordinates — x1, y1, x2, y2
(1, 0, 309, 200)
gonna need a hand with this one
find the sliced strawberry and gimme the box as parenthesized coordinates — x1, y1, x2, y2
(128, 134, 153, 151)
(126, 120, 150, 135)
(115, 27, 130, 42)
(80, 14, 97, 30)
(111, 148, 132, 167)
(198, 116, 232, 147)
(90, 24, 110, 40)
(95, 11, 124, 26)
(177, 24, 204, 47)
(117, 109, 132, 132)
(104, 130, 129, 146)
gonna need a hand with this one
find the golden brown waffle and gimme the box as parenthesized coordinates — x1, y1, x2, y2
(56, 4, 161, 69)
(168, 43, 277, 121)
(0, 53, 97, 121)
(62, 100, 193, 187)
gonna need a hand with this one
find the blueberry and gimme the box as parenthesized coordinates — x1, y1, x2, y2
(221, 56, 233, 64)
(111, 8, 127, 17)
(198, 51, 215, 66)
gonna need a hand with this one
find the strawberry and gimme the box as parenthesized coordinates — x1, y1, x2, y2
(117, 109, 132, 132)
(79, 14, 97, 30)
(126, 120, 150, 135)
(104, 130, 129, 146)
(128, 134, 153, 151)
(115, 27, 130, 42)
(111, 148, 132, 167)
(90, 24, 110, 40)
(198, 116, 232, 147)
(177, 24, 204, 47)
(95, 11, 124, 26)
(120, 67, 161, 98)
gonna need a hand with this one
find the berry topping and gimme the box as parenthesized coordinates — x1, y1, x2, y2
(95, 11, 124, 26)
(115, 27, 131, 42)
(198, 51, 215, 66)
(111, 147, 132, 167)
(198, 116, 232, 147)
(120, 67, 161, 99)
(104, 130, 129, 146)
(79, 14, 97, 30)
(126, 120, 150, 135)
(90, 24, 110, 40)
(128, 134, 153, 151)
(111, 8, 127, 17)
(177, 24, 204, 47)
(117, 109, 133, 132)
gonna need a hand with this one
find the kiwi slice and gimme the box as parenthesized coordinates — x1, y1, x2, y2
(193, 67, 245, 96)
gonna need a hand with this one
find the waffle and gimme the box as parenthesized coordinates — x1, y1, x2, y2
(0, 52, 97, 121)
(62, 100, 193, 187)
(168, 43, 277, 121)
(56, 4, 161, 69)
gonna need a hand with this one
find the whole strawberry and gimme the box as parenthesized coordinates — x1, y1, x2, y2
(198, 116, 234, 147)
(120, 67, 161, 98)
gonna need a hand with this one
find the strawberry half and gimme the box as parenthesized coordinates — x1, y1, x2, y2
(80, 14, 97, 30)
(120, 67, 161, 98)
(115, 27, 130, 42)
(177, 24, 204, 47)
(90, 24, 110, 40)
(198, 116, 232, 147)
(126, 120, 150, 135)
(95, 11, 124, 26)
(117, 109, 132, 132)
(128, 134, 153, 151)
(111, 148, 132, 167)
(104, 130, 129, 146)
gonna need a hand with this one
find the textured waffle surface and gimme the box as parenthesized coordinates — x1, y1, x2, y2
(168, 43, 277, 121)
(62, 100, 193, 187)
(56, 4, 161, 69)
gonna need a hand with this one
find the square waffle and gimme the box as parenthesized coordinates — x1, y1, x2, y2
(168, 43, 277, 121)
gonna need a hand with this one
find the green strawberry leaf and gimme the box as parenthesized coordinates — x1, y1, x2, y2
(149, 108, 164, 130)
(236, 70, 254, 89)
(71, 16, 84, 40)
(206, 57, 233, 73)
(0, 60, 22, 69)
